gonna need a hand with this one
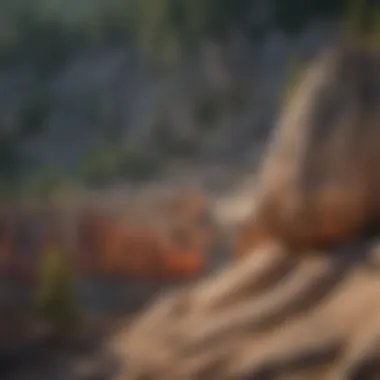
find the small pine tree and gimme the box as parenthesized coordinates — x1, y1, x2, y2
(35, 246, 81, 338)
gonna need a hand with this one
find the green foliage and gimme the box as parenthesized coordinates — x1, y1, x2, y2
(194, 96, 220, 131)
(20, 89, 51, 137)
(78, 143, 165, 185)
(0, 0, 367, 69)
(23, 166, 73, 200)
(368, 5, 380, 50)
(120, 145, 165, 179)
(0, 179, 21, 200)
(1, 0, 379, 198)
(35, 246, 80, 336)
(152, 118, 198, 157)
(341, 0, 367, 37)
(193, 91, 245, 133)
(129, 0, 182, 67)
(0, 132, 30, 185)
(338, 0, 380, 51)
(129, 0, 248, 67)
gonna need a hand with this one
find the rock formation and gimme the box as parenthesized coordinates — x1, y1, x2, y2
(0, 189, 217, 281)
(109, 41, 380, 380)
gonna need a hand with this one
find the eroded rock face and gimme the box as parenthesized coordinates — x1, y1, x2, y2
(236, 42, 380, 258)
(0, 189, 219, 282)
(109, 42, 380, 380)
(76, 189, 217, 280)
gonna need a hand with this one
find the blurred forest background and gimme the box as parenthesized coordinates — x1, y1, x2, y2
(0, 0, 375, 201)
(3, 1, 380, 378)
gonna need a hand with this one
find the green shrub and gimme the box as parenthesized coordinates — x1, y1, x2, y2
(340, 0, 380, 49)
(20, 89, 51, 137)
(194, 96, 220, 131)
(153, 118, 198, 158)
(24, 166, 74, 200)
(35, 246, 81, 337)
(120, 145, 165, 180)
(78, 145, 120, 185)
(79, 143, 165, 185)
